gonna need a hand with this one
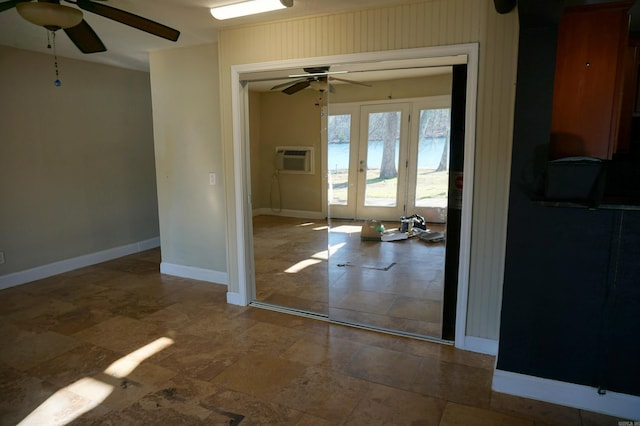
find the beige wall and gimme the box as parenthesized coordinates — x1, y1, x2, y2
(149, 44, 227, 273)
(0, 45, 159, 276)
(329, 73, 453, 104)
(218, 0, 519, 341)
(249, 89, 323, 212)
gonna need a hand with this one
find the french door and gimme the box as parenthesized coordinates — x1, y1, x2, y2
(328, 98, 451, 223)
(328, 102, 410, 221)
(358, 103, 411, 220)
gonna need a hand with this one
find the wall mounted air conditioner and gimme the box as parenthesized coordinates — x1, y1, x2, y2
(275, 146, 314, 174)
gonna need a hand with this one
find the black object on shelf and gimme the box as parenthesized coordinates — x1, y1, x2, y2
(544, 156, 606, 207)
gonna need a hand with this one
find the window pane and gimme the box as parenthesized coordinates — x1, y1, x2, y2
(415, 108, 450, 207)
(328, 114, 351, 205)
(365, 111, 400, 207)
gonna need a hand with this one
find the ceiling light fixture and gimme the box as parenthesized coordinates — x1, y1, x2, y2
(210, 0, 292, 20)
(309, 79, 329, 92)
(16, 2, 83, 31)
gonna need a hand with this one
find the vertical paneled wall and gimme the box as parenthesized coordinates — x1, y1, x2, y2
(218, 0, 519, 341)
(219, 0, 487, 60)
(468, 6, 519, 340)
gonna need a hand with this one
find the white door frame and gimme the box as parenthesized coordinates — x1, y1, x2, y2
(227, 44, 478, 352)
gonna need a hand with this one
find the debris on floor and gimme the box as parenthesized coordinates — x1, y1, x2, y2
(381, 230, 408, 242)
(417, 229, 445, 243)
(337, 261, 396, 271)
(380, 227, 446, 243)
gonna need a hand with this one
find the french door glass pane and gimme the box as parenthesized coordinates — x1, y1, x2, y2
(328, 114, 351, 206)
(415, 108, 450, 207)
(365, 111, 400, 207)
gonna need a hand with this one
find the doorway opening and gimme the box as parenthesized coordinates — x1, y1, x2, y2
(230, 45, 478, 348)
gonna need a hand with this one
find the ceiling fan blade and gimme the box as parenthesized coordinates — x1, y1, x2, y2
(64, 19, 106, 53)
(75, 0, 180, 42)
(331, 77, 372, 87)
(271, 78, 305, 91)
(0, 0, 24, 13)
(283, 80, 310, 95)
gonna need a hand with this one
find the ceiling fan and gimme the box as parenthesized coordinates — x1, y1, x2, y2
(0, 0, 180, 53)
(271, 66, 371, 95)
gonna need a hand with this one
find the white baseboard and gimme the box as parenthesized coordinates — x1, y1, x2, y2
(0, 237, 160, 291)
(226, 291, 246, 306)
(459, 336, 498, 356)
(252, 208, 325, 220)
(493, 369, 640, 420)
(160, 262, 228, 285)
(138, 238, 161, 251)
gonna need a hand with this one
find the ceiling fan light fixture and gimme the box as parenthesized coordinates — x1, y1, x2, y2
(210, 0, 292, 20)
(16, 2, 83, 31)
(309, 79, 328, 92)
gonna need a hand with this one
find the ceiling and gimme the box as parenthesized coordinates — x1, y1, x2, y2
(0, 0, 417, 71)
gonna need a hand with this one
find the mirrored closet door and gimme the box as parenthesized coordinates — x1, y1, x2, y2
(241, 53, 470, 342)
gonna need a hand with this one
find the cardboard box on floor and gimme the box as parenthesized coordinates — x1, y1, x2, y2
(361, 219, 385, 241)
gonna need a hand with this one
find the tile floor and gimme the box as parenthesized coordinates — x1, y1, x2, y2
(253, 215, 447, 339)
(0, 249, 622, 425)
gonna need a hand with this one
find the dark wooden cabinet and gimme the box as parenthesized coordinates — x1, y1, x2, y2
(616, 41, 636, 154)
(550, 2, 632, 160)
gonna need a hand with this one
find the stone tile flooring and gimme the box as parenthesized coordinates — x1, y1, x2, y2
(0, 249, 622, 425)
(253, 215, 446, 339)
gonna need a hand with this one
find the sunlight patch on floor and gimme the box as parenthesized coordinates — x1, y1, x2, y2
(105, 337, 174, 378)
(285, 258, 322, 273)
(18, 378, 112, 426)
(18, 337, 174, 426)
(330, 225, 362, 234)
(295, 222, 316, 227)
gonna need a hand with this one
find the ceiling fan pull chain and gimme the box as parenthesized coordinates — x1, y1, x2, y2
(50, 30, 61, 87)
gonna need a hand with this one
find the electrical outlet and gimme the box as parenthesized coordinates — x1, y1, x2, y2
(0, 251, 5, 265)
(209, 173, 216, 185)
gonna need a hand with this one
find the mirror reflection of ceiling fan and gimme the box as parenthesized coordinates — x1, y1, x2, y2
(0, 0, 180, 53)
(271, 66, 372, 95)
